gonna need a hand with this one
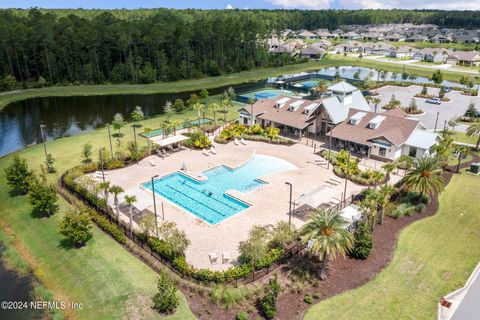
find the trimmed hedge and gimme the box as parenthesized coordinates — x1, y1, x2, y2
(87, 208, 127, 244)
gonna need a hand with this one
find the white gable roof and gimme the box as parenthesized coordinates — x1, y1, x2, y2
(350, 90, 371, 111)
(328, 81, 358, 93)
(405, 130, 439, 149)
(322, 96, 349, 124)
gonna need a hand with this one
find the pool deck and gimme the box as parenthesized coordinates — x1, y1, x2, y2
(100, 139, 396, 270)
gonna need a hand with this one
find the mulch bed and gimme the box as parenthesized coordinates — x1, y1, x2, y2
(178, 156, 479, 320)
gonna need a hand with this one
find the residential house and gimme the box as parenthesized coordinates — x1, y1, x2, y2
(299, 46, 326, 59)
(297, 30, 317, 40)
(311, 39, 332, 49)
(385, 33, 406, 42)
(316, 30, 335, 39)
(270, 44, 294, 55)
(340, 31, 361, 40)
(446, 51, 480, 66)
(334, 41, 363, 53)
(329, 108, 439, 160)
(366, 42, 396, 55)
(413, 48, 451, 63)
(362, 32, 385, 41)
(454, 33, 480, 44)
(431, 34, 452, 43)
(405, 34, 428, 42)
(389, 46, 418, 58)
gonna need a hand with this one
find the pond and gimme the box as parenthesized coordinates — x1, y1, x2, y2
(0, 65, 476, 157)
(0, 247, 42, 320)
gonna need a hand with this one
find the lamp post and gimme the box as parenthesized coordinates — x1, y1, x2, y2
(151, 175, 159, 237)
(107, 124, 113, 158)
(39, 124, 48, 163)
(343, 152, 351, 203)
(99, 148, 106, 183)
(285, 182, 293, 226)
(327, 124, 333, 170)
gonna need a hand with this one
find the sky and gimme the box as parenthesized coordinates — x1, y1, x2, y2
(1, 0, 480, 10)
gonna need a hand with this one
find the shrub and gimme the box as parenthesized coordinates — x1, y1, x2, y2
(261, 292, 277, 319)
(415, 203, 427, 213)
(270, 221, 297, 248)
(104, 159, 124, 170)
(389, 203, 416, 218)
(59, 209, 93, 247)
(304, 294, 313, 304)
(152, 271, 179, 314)
(80, 162, 99, 173)
(313, 292, 321, 299)
(184, 130, 211, 149)
(236, 311, 248, 320)
(4, 154, 33, 194)
(350, 221, 373, 259)
(28, 172, 59, 217)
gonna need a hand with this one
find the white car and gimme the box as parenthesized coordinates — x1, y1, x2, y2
(426, 97, 441, 105)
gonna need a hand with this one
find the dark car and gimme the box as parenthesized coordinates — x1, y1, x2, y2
(443, 86, 452, 93)
(361, 90, 372, 96)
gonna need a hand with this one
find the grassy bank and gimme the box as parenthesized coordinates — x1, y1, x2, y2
(304, 173, 480, 320)
(1, 54, 475, 110)
(0, 109, 224, 319)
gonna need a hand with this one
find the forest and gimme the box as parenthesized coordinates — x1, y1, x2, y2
(1, 8, 480, 88)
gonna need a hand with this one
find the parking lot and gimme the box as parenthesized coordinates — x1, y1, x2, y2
(373, 85, 480, 132)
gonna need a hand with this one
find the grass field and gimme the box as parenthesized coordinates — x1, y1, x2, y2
(388, 41, 478, 51)
(304, 173, 480, 320)
(1, 54, 477, 111)
(0, 107, 240, 319)
(452, 131, 479, 146)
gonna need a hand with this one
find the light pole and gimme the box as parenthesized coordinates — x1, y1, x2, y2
(343, 152, 351, 203)
(433, 112, 440, 132)
(327, 124, 333, 170)
(39, 124, 48, 163)
(99, 148, 106, 183)
(107, 124, 113, 158)
(151, 175, 159, 237)
(133, 125, 138, 151)
(285, 182, 293, 226)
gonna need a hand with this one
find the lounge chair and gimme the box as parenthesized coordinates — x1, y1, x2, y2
(222, 252, 230, 263)
(155, 149, 164, 158)
(149, 160, 156, 167)
(234, 138, 239, 145)
(240, 138, 247, 145)
(161, 149, 170, 157)
(210, 147, 217, 155)
(202, 148, 210, 156)
(209, 252, 218, 264)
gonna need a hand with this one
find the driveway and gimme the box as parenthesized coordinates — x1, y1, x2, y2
(372, 85, 480, 132)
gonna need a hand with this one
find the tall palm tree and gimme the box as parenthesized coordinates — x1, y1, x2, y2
(453, 145, 472, 173)
(301, 208, 354, 280)
(360, 189, 381, 232)
(170, 120, 180, 136)
(159, 120, 171, 139)
(109, 185, 124, 221)
(378, 184, 396, 224)
(372, 97, 381, 113)
(209, 103, 220, 126)
(193, 102, 204, 125)
(98, 181, 110, 209)
(221, 99, 232, 122)
(144, 127, 152, 154)
(124, 195, 137, 233)
(403, 156, 445, 196)
(312, 79, 328, 99)
(466, 119, 480, 150)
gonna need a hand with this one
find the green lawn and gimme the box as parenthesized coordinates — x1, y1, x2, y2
(0, 108, 234, 319)
(2, 54, 477, 110)
(452, 131, 479, 146)
(304, 173, 480, 320)
(387, 41, 478, 51)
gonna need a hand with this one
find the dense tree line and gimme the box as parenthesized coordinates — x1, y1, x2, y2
(1, 8, 480, 87)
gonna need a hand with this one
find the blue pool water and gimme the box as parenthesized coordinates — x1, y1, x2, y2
(143, 155, 296, 224)
(300, 80, 318, 88)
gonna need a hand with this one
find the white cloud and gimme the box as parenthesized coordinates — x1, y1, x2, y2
(266, 0, 480, 10)
(268, 0, 331, 9)
(226, 3, 234, 9)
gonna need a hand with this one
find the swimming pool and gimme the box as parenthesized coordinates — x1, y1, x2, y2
(299, 80, 318, 89)
(142, 155, 296, 224)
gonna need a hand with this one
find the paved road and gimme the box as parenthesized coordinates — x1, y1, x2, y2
(373, 85, 480, 132)
(451, 271, 480, 320)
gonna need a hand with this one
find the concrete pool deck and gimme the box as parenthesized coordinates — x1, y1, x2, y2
(100, 140, 385, 270)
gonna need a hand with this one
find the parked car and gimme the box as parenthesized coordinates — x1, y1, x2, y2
(444, 87, 452, 93)
(426, 97, 441, 105)
(361, 90, 372, 96)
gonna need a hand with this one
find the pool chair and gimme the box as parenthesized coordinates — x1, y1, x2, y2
(202, 148, 210, 156)
(155, 149, 165, 159)
(234, 138, 239, 145)
(209, 252, 218, 264)
(149, 160, 156, 167)
(240, 138, 247, 145)
(222, 252, 230, 263)
(210, 147, 217, 155)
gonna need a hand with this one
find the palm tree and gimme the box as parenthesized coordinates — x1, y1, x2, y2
(109, 185, 124, 221)
(378, 184, 396, 224)
(372, 97, 381, 113)
(312, 79, 328, 99)
(382, 162, 396, 181)
(193, 102, 204, 125)
(221, 99, 231, 122)
(170, 120, 180, 136)
(301, 208, 354, 280)
(208, 103, 220, 126)
(98, 181, 110, 209)
(403, 156, 445, 196)
(124, 195, 137, 233)
(360, 189, 381, 232)
(466, 119, 480, 150)
(144, 127, 152, 154)
(159, 120, 171, 139)
(453, 145, 472, 173)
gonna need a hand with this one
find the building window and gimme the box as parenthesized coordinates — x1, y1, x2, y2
(379, 147, 386, 157)
(243, 117, 248, 125)
(409, 146, 417, 157)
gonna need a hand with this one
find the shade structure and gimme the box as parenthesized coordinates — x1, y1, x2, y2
(149, 134, 189, 147)
(296, 185, 338, 208)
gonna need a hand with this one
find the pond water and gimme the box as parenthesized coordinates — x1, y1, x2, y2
(0, 247, 42, 320)
(0, 65, 476, 157)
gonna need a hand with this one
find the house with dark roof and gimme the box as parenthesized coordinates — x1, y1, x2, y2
(299, 46, 326, 59)
(385, 33, 406, 42)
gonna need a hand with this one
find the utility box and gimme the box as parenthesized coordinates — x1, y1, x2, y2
(470, 163, 480, 175)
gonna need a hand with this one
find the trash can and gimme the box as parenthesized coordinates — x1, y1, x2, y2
(470, 163, 480, 175)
